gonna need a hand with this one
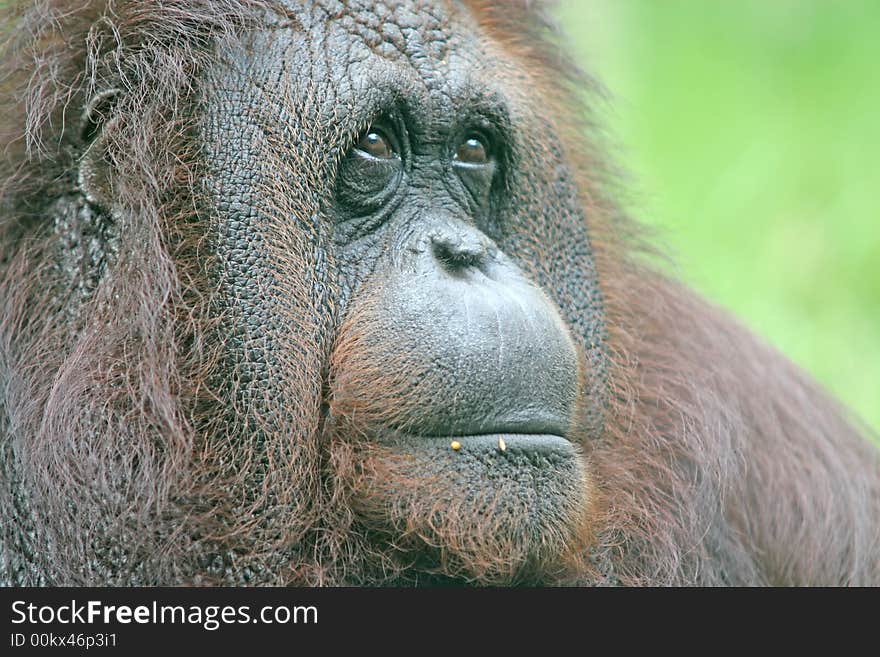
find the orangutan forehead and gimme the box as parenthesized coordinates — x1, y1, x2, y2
(278, 0, 474, 63)
(209, 0, 507, 135)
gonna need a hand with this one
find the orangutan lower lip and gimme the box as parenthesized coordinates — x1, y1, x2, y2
(428, 433, 574, 456)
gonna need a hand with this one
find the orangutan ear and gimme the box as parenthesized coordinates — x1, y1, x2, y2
(78, 88, 120, 207)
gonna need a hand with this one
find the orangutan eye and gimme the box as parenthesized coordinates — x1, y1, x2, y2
(453, 134, 490, 165)
(355, 128, 397, 160)
(337, 123, 404, 219)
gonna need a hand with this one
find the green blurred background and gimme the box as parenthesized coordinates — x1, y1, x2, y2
(556, 1, 879, 432)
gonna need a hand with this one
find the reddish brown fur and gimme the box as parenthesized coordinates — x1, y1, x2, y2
(462, 1, 880, 585)
(2, 0, 878, 585)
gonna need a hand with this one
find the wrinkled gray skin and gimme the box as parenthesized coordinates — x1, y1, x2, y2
(202, 0, 605, 559)
(1, 0, 607, 585)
